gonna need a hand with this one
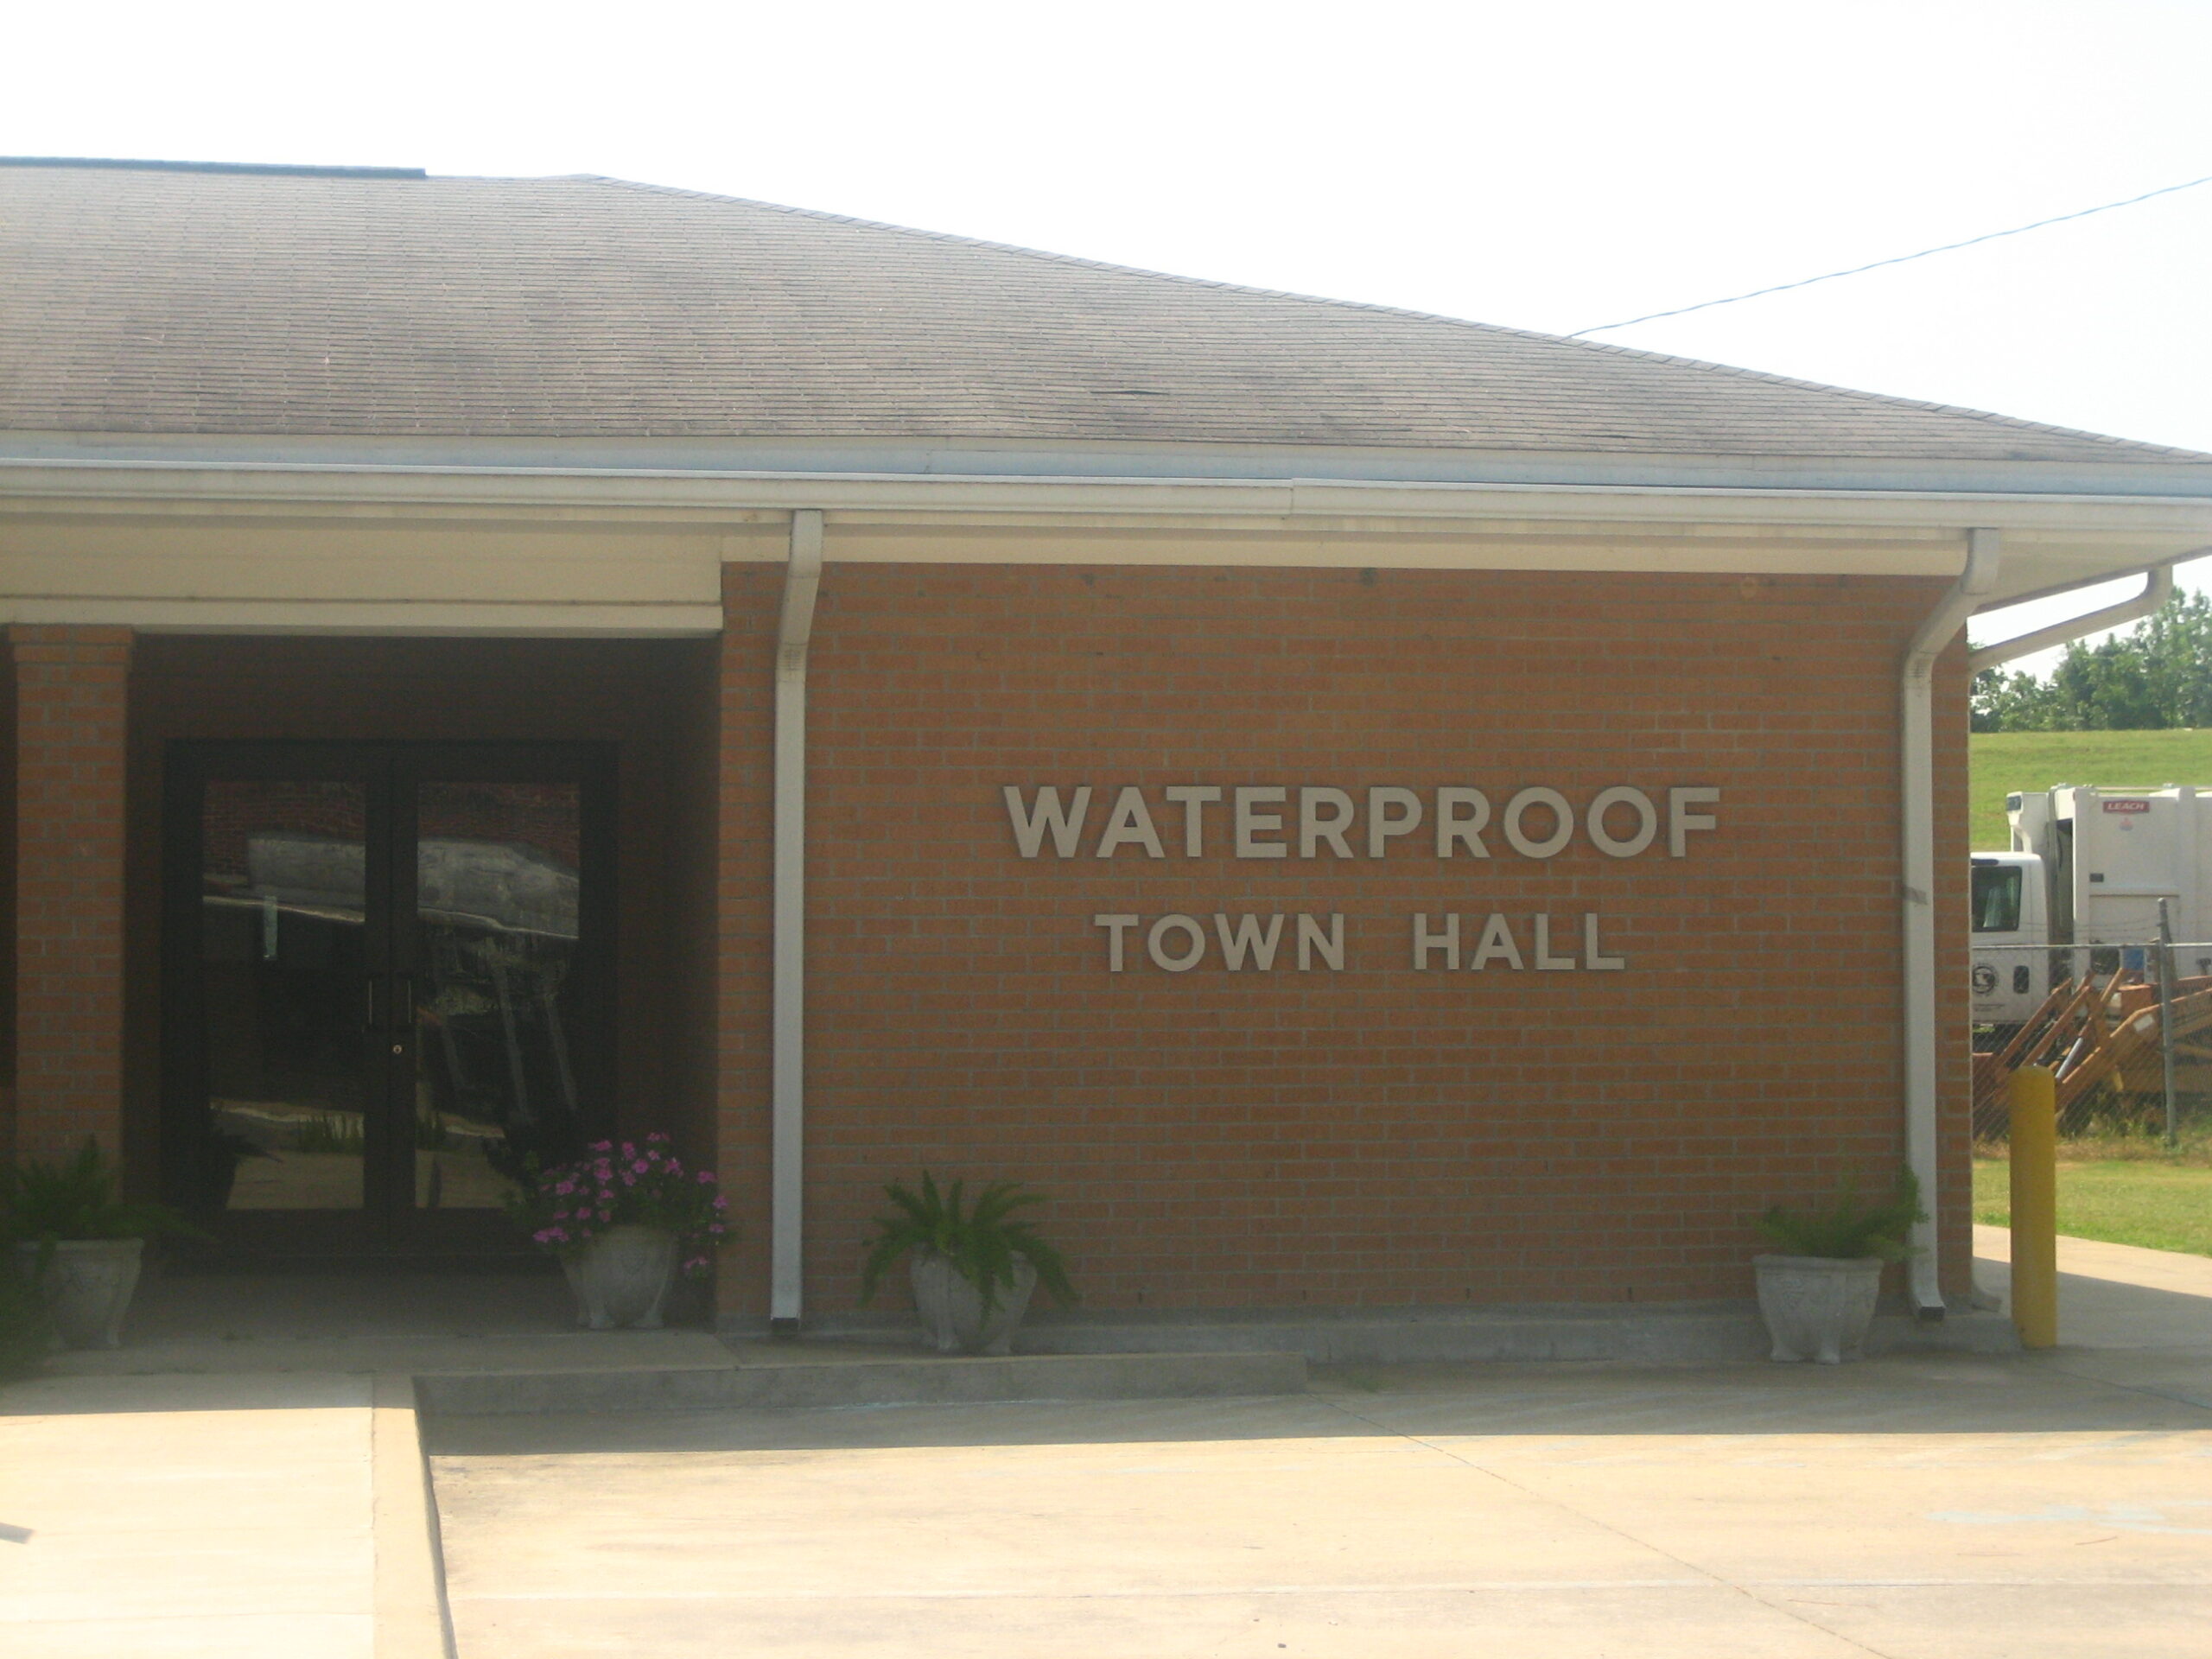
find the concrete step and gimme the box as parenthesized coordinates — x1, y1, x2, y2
(1866, 1308, 2022, 1356)
(416, 1348, 1308, 1415)
(787, 1300, 2022, 1364)
(48, 1327, 734, 1377)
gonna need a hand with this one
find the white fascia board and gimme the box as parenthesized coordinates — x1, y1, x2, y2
(6, 454, 2212, 525)
(3, 457, 2209, 598)
(0, 596, 725, 635)
(13, 430, 2212, 498)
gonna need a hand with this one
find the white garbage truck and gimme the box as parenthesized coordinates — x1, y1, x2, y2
(1972, 785, 2212, 1027)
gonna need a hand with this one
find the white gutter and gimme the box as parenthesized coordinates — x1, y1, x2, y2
(1900, 528, 2001, 1319)
(770, 508, 823, 1333)
(3, 455, 2211, 540)
(1968, 563, 2178, 674)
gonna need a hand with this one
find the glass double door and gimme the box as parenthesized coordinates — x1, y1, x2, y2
(164, 743, 614, 1262)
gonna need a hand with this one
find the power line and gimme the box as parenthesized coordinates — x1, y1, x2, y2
(1568, 171, 2212, 338)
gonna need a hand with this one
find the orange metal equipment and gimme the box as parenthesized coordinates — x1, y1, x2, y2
(1974, 970, 2212, 1137)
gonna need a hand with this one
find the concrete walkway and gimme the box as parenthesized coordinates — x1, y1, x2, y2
(10, 1239, 2212, 1658)
(0, 1273, 717, 1659)
(0, 1274, 1284, 1657)
(1974, 1222, 2212, 1351)
(430, 1243, 2212, 1659)
(0, 1371, 396, 1658)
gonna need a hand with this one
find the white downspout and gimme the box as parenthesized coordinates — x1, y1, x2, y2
(770, 508, 823, 1333)
(1900, 527, 2000, 1319)
(1898, 552, 2185, 1321)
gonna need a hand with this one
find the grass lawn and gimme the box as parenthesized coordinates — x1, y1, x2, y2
(1974, 1155, 2212, 1256)
(1969, 728, 2212, 851)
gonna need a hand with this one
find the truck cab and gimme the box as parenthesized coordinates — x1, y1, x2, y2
(1973, 784, 2212, 1032)
(1970, 851, 2048, 1025)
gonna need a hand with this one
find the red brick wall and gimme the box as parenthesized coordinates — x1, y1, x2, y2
(715, 563, 1974, 1315)
(713, 566, 779, 1309)
(10, 626, 131, 1161)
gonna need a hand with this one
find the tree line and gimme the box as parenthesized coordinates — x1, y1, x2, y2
(1973, 588, 2212, 733)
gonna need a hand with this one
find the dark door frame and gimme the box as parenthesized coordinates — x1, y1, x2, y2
(160, 740, 617, 1267)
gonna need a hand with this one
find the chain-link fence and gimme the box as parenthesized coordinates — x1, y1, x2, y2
(1971, 937, 2212, 1142)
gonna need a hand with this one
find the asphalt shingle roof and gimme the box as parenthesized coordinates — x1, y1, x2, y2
(2, 161, 2203, 463)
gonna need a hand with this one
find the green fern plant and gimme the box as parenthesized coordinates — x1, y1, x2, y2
(860, 1173, 1076, 1317)
(0, 1138, 206, 1250)
(1758, 1168, 1925, 1262)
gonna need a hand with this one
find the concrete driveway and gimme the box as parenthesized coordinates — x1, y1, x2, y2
(429, 1236, 2212, 1659)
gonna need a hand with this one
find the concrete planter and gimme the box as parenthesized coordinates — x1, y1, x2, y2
(562, 1225, 678, 1330)
(14, 1237, 144, 1351)
(911, 1249, 1037, 1355)
(1754, 1253, 1884, 1363)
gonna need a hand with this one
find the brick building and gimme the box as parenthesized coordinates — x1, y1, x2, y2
(4, 159, 2209, 1350)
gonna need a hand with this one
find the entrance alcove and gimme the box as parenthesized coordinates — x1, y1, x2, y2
(121, 633, 722, 1277)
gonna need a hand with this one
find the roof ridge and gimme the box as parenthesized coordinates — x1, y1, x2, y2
(569, 173, 2212, 464)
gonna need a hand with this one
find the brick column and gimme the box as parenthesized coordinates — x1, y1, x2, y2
(10, 626, 131, 1160)
(715, 564, 778, 1320)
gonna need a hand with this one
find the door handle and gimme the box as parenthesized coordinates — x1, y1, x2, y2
(365, 976, 416, 1034)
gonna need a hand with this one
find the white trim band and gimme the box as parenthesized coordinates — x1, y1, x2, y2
(0, 598, 724, 636)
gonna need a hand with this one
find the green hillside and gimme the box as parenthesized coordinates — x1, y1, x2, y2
(1970, 729, 2212, 851)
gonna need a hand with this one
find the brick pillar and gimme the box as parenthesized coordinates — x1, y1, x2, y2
(10, 626, 131, 1160)
(715, 565, 778, 1320)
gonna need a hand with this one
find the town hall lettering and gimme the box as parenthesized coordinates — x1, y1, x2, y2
(1000, 785, 1721, 974)
(1002, 785, 1717, 861)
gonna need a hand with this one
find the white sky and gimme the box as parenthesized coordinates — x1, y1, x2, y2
(8, 0, 2209, 670)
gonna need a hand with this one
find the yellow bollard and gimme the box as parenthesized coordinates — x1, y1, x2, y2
(2008, 1064, 2059, 1349)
